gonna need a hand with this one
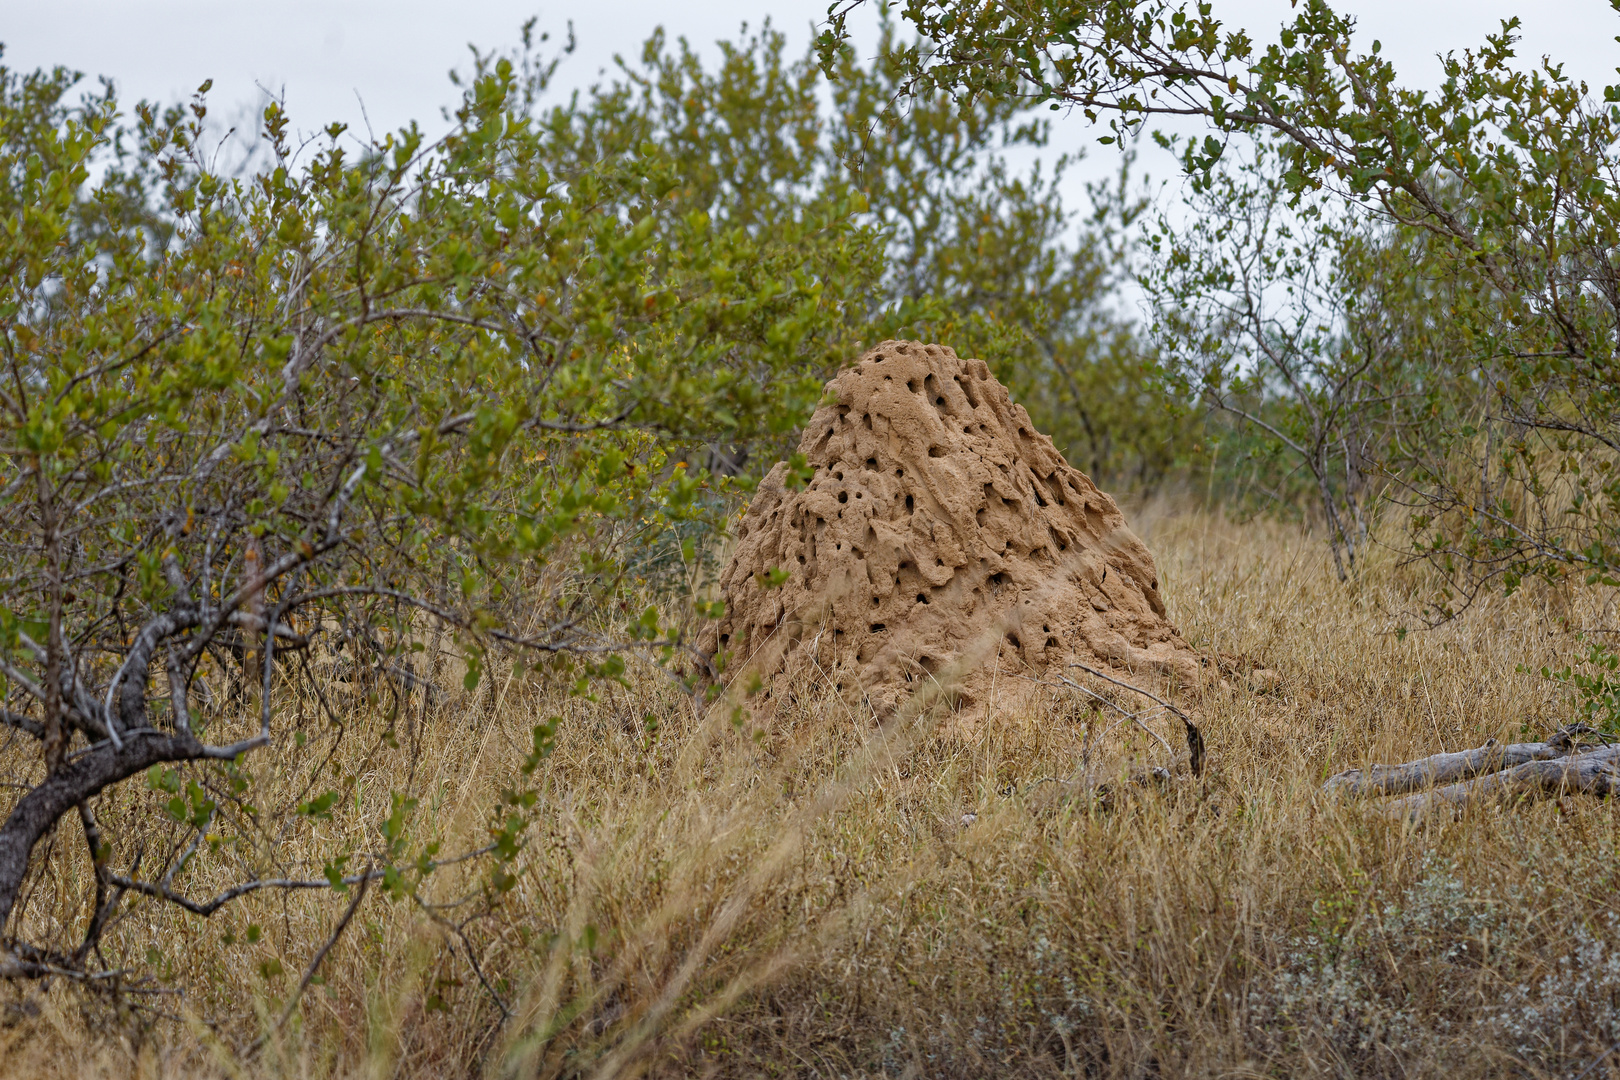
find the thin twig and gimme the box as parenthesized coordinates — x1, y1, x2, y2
(1068, 661, 1205, 776)
(1575, 1037, 1620, 1080)
(411, 896, 511, 1020)
(105, 867, 387, 916)
(254, 863, 372, 1052)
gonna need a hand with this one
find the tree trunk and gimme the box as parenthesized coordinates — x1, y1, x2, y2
(1385, 747, 1620, 818)
(0, 733, 204, 938)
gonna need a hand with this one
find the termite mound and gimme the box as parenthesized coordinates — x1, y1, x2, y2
(701, 340, 1201, 718)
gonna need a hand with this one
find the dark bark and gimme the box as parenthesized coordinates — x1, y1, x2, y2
(0, 731, 205, 937)
(116, 607, 199, 732)
(73, 801, 113, 965)
(0, 709, 44, 739)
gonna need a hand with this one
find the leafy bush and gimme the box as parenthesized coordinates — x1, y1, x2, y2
(0, 43, 856, 978)
(830, 0, 1620, 604)
(0, 18, 1184, 1005)
(570, 17, 1188, 491)
(1542, 638, 1620, 733)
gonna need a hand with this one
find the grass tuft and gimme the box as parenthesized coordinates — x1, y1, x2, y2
(5, 506, 1620, 1078)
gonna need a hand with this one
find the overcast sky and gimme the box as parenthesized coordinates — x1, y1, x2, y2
(2, 0, 1614, 238)
(4, 1, 1614, 140)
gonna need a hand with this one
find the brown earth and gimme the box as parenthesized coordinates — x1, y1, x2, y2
(701, 340, 1202, 717)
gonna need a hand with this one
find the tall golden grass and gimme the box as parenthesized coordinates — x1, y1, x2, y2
(4, 504, 1620, 1078)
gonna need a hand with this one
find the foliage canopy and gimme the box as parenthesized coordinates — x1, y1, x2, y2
(823, 0, 1620, 608)
(0, 35, 865, 975)
(0, 21, 1163, 999)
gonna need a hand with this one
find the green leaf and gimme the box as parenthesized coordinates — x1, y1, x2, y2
(298, 792, 340, 820)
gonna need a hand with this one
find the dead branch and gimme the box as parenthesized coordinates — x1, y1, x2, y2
(271, 864, 372, 1041)
(1324, 726, 1620, 816)
(1385, 745, 1620, 817)
(1324, 731, 1599, 796)
(1066, 662, 1205, 776)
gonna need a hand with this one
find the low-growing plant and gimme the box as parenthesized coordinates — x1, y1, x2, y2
(1541, 636, 1620, 733)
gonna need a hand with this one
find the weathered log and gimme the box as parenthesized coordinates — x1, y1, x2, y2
(1324, 739, 1580, 797)
(1385, 744, 1620, 817)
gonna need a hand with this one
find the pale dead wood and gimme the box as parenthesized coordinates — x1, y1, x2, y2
(1385, 745, 1620, 817)
(1324, 740, 1578, 796)
(1323, 726, 1620, 817)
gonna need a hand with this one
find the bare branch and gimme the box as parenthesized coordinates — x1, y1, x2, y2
(267, 863, 373, 1041)
(103, 866, 388, 918)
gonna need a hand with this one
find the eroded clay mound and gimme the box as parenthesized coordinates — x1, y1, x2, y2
(704, 341, 1200, 714)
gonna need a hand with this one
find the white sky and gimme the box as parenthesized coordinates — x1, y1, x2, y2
(2, 0, 1614, 264)
(3, 1, 1613, 141)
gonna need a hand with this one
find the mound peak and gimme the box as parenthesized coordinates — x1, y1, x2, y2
(703, 341, 1200, 716)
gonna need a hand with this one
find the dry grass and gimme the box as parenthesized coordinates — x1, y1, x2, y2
(5, 504, 1620, 1078)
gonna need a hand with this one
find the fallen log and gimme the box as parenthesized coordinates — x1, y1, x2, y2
(1385, 744, 1620, 817)
(1323, 726, 1620, 817)
(1324, 739, 1580, 796)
